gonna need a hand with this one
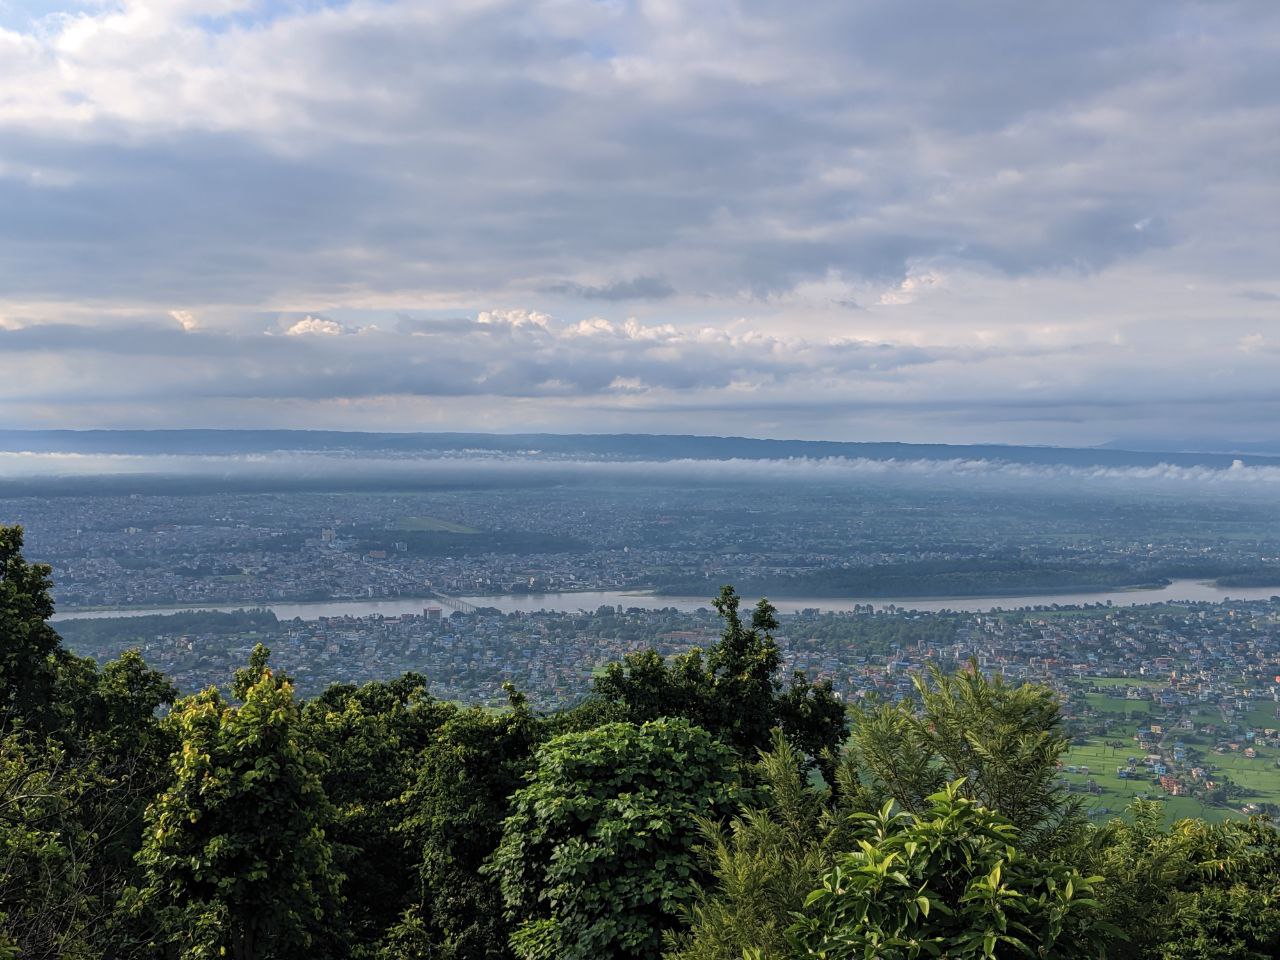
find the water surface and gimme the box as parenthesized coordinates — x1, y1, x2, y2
(51, 579, 1280, 622)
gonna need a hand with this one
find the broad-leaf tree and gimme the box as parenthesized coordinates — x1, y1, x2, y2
(393, 685, 539, 960)
(592, 586, 847, 777)
(492, 718, 742, 960)
(0, 736, 99, 960)
(130, 665, 341, 960)
(0, 525, 176, 956)
(789, 782, 1111, 960)
(0, 526, 63, 737)
(1093, 800, 1280, 960)
(302, 674, 452, 956)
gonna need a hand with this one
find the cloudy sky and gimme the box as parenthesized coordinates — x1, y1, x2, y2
(1, 0, 1278, 445)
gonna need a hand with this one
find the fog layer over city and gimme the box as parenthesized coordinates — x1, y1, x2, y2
(3, 449, 1280, 500)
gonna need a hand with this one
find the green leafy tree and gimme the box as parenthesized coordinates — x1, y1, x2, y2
(1093, 800, 1280, 960)
(0, 525, 177, 956)
(129, 666, 341, 960)
(232, 642, 292, 701)
(0, 526, 63, 737)
(702, 587, 786, 752)
(394, 685, 540, 960)
(775, 669, 850, 787)
(491, 718, 742, 960)
(789, 783, 1112, 960)
(592, 586, 847, 776)
(373, 910, 436, 960)
(302, 674, 452, 956)
(73, 650, 178, 880)
(0, 736, 100, 960)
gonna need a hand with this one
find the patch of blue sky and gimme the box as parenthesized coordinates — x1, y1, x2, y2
(192, 0, 353, 35)
(0, 0, 93, 32)
(0, 0, 342, 33)
(581, 37, 615, 60)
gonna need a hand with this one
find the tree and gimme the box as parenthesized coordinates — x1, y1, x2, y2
(1093, 800, 1280, 960)
(591, 586, 847, 776)
(73, 650, 178, 877)
(667, 732, 845, 960)
(775, 670, 851, 787)
(129, 666, 341, 960)
(232, 642, 291, 701)
(849, 662, 1085, 851)
(788, 783, 1111, 960)
(0, 735, 99, 960)
(393, 685, 540, 960)
(702, 588, 785, 752)
(0, 526, 178, 956)
(0, 526, 62, 737)
(491, 718, 742, 960)
(302, 674, 452, 956)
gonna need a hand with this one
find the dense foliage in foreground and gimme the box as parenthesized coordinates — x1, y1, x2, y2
(2, 524, 1279, 959)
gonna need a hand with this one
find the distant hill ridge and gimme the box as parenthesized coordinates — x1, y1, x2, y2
(0, 428, 1275, 470)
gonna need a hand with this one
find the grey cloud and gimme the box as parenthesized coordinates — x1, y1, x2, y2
(392, 315, 482, 335)
(1, 0, 1279, 440)
(0, 317, 943, 404)
(0, 133, 398, 303)
(543, 276, 676, 301)
(1, 0, 1275, 305)
(0, 322, 255, 357)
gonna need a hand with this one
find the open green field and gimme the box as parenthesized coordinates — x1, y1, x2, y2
(1082, 692, 1156, 716)
(392, 516, 479, 534)
(1062, 737, 1280, 825)
(1242, 700, 1280, 730)
(1090, 677, 1164, 690)
(1212, 749, 1280, 794)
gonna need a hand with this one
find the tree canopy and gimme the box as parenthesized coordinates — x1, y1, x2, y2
(128, 667, 341, 960)
(1, 524, 1277, 960)
(492, 718, 742, 960)
(591, 585, 848, 781)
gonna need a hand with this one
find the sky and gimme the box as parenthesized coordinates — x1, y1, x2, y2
(1, 0, 1278, 446)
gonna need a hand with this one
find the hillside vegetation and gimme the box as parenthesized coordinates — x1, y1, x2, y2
(1, 523, 1277, 959)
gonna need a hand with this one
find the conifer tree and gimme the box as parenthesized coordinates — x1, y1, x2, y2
(849, 661, 1085, 851)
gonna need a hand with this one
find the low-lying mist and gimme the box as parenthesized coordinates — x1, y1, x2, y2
(0, 449, 1275, 500)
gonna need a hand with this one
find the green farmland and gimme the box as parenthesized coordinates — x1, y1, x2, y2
(1063, 735, 1280, 825)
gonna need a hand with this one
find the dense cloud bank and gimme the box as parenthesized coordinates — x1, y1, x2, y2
(0, 1, 1278, 441)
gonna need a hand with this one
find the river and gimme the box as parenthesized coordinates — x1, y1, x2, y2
(49, 578, 1280, 622)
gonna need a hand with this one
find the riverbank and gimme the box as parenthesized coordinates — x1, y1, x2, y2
(49, 578, 1280, 622)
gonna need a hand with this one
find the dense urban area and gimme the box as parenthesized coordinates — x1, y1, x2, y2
(8, 479, 1280, 609)
(6, 444, 1280, 959)
(9, 472, 1280, 829)
(55, 593, 1280, 824)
